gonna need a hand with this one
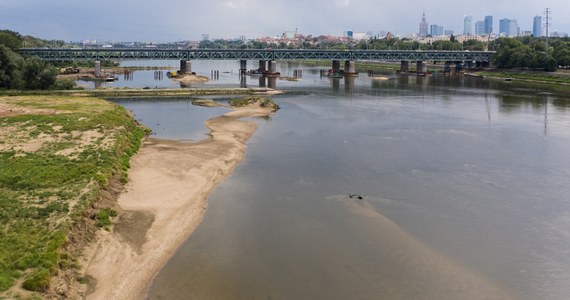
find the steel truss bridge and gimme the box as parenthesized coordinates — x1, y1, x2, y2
(19, 48, 494, 62)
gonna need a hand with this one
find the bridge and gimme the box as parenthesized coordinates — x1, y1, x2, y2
(20, 48, 495, 75)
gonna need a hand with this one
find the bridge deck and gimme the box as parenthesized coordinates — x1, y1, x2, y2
(19, 48, 494, 62)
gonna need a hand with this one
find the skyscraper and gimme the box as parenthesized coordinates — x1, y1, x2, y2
(419, 12, 429, 37)
(475, 21, 486, 35)
(430, 25, 444, 36)
(484, 16, 493, 34)
(463, 16, 473, 35)
(533, 15, 542, 37)
(499, 19, 519, 37)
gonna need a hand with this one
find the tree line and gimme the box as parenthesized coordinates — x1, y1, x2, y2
(0, 30, 68, 90)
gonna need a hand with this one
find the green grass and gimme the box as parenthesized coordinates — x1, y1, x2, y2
(0, 96, 147, 296)
(229, 96, 280, 110)
(476, 70, 570, 84)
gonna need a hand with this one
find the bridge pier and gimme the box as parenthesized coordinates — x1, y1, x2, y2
(180, 60, 191, 74)
(444, 62, 452, 74)
(267, 60, 279, 76)
(259, 60, 267, 73)
(332, 60, 341, 74)
(344, 61, 358, 76)
(416, 61, 427, 75)
(240, 59, 247, 75)
(94, 60, 101, 77)
(400, 61, 409, 73)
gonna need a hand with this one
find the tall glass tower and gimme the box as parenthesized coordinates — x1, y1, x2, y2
(533, 15, 542, 37)
(484, 16, 493, 34)
(463, 15, 473, 35)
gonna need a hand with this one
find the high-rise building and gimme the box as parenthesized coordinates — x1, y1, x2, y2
(484, 16, 493, 34)
(475, 21, 486, 35)
(499, 19, 519, 37)
(445, 30, 454, 36)
(430, 24, 444, 36)
(419, 12, 429, 37)
(463, 15, 473, 35)
(533, 15, 542, 37)
(201, 34, 210, 41)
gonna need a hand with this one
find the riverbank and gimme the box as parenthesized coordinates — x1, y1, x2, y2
(474, 69, 570, 86)
(0, 96, 147, 299)
(83, 98, 278, 299)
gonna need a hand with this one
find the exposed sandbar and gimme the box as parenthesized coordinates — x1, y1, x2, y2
(83, 100, 276, 300)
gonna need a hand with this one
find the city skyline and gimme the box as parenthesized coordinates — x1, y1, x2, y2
(0, 0, 568, 42)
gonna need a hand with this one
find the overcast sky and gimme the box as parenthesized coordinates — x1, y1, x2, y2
(0, 0, 568, 42)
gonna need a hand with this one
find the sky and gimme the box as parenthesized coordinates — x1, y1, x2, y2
(0, 0, 568, 42)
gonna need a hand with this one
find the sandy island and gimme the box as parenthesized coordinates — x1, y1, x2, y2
(83, 100, 277, 300)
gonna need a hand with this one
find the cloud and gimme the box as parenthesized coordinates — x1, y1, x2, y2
(221, 1, 238, 9)
(335, 0, 351, 8)
(0, 0, 568, 41)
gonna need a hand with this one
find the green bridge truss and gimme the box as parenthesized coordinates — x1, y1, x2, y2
(19, 48, 494, 62)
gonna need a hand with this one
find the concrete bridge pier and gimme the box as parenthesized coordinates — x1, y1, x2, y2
(180, 60, 191, 74)
(444, 62, 452, 74)
(332, 60, 341, 73)
(416, 61, 427, 74)
(94, 60, 101, 77)
(259, 60, 267, 73)
(267, 60, 279, 76)
(240, 59, 247, 75)
(400, 61, 409, 73)
(344, 60, 358, 76)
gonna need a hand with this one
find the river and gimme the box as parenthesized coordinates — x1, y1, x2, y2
(112, 61, 570, 299)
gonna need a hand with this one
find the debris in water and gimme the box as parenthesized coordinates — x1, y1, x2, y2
(349, 194, 364, 200)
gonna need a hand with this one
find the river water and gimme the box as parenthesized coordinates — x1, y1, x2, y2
(112, 61, 570, 299)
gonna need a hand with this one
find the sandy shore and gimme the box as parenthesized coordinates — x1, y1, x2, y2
(83, 101, 276, 300)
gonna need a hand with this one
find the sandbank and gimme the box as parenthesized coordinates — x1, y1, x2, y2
(172, 73, 209, 84)
(83, 100, 276, 300)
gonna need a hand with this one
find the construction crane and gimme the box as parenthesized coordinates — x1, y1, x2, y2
(486, 27, 493, 51)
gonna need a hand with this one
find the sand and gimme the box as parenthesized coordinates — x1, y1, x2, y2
(83, 101, 276, 300)
(172, 74, 209, 84)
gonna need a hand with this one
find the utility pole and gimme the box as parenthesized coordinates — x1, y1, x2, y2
(544, 8, 551, 51)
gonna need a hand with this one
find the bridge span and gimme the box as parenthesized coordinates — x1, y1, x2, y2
(19, 48, 495, 75)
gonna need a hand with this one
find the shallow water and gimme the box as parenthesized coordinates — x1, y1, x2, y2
(116, 66, 570, 300)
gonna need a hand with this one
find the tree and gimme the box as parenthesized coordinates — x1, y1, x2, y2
(0, 30, 22, 50)
(0, 45, 23, 89)
(535, 52, 557, 71)
(21, 57, 57, 89)
(463, 40, 485, 51)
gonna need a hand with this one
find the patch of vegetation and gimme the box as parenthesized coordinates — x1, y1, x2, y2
(0, 30, 77, 91)
(0, 96, 147, 295)
(229, 96, 280, 110)
(493, 37, 570, 71)
(476, 70, 570, 85)
(96, 208, 118, 228)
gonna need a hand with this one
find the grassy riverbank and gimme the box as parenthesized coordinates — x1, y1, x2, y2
(0, 96, 147, 298)
(474, 69, 570, 85)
